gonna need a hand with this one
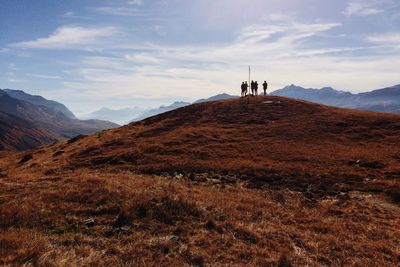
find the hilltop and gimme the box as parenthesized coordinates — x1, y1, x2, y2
(18, 96, 400, 191)
(1, 96, 399, 266)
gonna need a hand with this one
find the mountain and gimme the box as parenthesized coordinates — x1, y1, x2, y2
(0, 111, 58, 150)
(131, 94, 239, 122)
(132, 101, 190, 122)
(1, 96, 399, 266)
(352, 85, 400, 113)
(80, 107, 146, 125)
(0, 89, 118, 150)
(86, 94, 240, 124)
(194, 93, 239, 103)
(272, 84, 400, 113)
(3, 89, 77, 119)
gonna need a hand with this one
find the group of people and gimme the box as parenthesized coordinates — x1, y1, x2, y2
(241, 80, 268, 97)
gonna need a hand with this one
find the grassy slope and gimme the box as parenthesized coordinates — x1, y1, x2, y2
(0, 96, 399, 266)
(0, 112, 58, 151)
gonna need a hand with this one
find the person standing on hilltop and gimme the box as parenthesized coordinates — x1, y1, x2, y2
(245, 81, 249, 96)
(241, 82, 246, 97)
(255, 81, 259, 95)
(263, 81, 268, 96)
(251, 80, 255, 95)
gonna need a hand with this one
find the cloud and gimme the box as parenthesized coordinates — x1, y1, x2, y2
(94, 6, 151, 17)
(11, 26, 119, 49)
(368, 33, 400, 44)
(27, 73, 62, 79)
(8, 78, 23, 83)
(9, 63, 19, 71)
(128, 0, 143, 6)
(125, 53, 164, 64)
(343, 1, 384, 16)
(61, 11, 92, 20)
(63, 21, 350, 101)
(62, 19, 400, 107)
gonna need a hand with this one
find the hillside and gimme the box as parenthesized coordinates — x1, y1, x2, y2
(34, 96, 400, 183)
(0, 112, 58, 150)
(3, 89, 77, 119)
(0, 96, 399, 266)
(0, 89, 118, 150)
(272, 84, 400, 113)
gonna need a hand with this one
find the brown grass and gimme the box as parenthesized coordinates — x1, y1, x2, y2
(0, 171, 399, 266)
(1, 96, 400, 266)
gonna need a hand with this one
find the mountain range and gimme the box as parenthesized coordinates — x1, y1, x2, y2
(80, 107, 146, 125)
(83, 85, 400, 125)
(272, 84, 400, 113)
(0, 89, 118, 150)
(83, 94, 239, 124)
(2, 84, 400, 151)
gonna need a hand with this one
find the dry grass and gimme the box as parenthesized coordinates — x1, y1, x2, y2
(1, 96, 400, 266)
(0, 171, 399, 266)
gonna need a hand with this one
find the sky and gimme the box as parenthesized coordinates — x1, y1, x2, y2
(1, 0, 400, 116)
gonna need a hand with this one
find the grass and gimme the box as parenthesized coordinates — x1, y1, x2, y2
(0, 170, 399, 266)
(1, 96, 400, 266)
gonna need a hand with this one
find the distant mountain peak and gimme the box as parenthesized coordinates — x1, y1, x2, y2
(272, 84, 400, 113)
(320, 86, 335, 91)
(2, 88, 77, 119)
(194, 93, 238, 104)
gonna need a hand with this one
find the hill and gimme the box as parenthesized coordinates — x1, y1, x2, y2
(0, 89, 118, 150)
(0, 96, 399, 266)
(40, 96, 400, 182)
(272, 84, 400, 113)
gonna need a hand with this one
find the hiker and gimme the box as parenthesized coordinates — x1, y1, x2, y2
(241, 82, 247, 97)
(251, 80, 255, 95)
(263, 81, 268, 96)
(244, 81, 249, 96)
(255, 81, 259, 96)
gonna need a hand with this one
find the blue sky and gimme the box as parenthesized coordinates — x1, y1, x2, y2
(1, 0, 400, 115)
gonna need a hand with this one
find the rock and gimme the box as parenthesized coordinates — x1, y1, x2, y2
(83, 218, 95, 227)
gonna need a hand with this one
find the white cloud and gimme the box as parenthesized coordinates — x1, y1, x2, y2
(94, 7, 150, 17)
(27, 73, 62, 79)
(62, 19, 400, 106)
(125, 53, 163, 64)
(343, 1, 384, 16)
(8, 78, 23, 83)
(368, 33, 400, 44)
(11, 26, 118, 49)
(9, 63, 18, 71)
(128, 0, 143, 6)
(63, 21, 351, 100)
(61, 11, 92, 20)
